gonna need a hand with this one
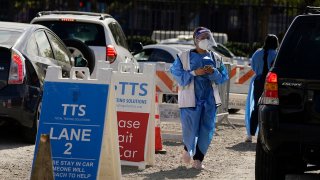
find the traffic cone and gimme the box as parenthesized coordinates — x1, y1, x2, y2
(31, 134, 54, 180)
(155, 93, 166, 154)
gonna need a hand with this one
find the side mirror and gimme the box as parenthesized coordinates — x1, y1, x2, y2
(131, 42, 143, 54)
(74, 56, 88, 67)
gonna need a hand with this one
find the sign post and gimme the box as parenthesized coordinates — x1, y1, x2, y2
(33, 67, 121, 180)
(113, 63, 156, 169)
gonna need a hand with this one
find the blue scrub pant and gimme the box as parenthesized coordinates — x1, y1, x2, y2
(180, 101, 216, 159)
(184, 145, 204, 162)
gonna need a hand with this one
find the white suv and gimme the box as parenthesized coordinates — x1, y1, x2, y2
(31, 11, 139, 75)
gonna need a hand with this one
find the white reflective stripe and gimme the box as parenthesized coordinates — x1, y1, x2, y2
(229, 65, 254, 85)
(156, 75, 172, 93)
(235, 67, 240, 83)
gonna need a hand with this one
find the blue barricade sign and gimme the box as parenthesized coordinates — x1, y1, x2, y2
(32, 67, 121, 180)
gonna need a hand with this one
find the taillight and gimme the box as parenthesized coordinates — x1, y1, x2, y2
(259, 72, 279, 105)
(8, 49, 25, 84)
(106, 45, 117, 64)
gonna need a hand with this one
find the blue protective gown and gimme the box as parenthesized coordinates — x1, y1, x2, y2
(170, 51, 229, 156)
(245, 49, 277, 136)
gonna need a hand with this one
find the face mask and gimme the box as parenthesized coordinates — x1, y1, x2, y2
(198, 39, 210, 50)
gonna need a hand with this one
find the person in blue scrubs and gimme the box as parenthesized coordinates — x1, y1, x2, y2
(245, 34, 279, 142)
(170, 27, 229, 169)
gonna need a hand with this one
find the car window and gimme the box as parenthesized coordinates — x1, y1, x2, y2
(34, 31, 54, 59)
(34, 21, 106, 46)
(0, 30, 22, 46)
(275, 17, 320, 79)
(150, 49, 175, 63)
(134, 48, 174, 63)
(46, 31, 70, 64)
(26, 34, 39, 56)
(213, 44, 235, 58)
(108, 22, 129, 49)
(134, 49, 153, 61)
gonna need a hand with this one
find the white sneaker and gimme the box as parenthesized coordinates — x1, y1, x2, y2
(181, 151, 191, 164)
(192, 160, 205, 170)
(245, 135, 252, 143)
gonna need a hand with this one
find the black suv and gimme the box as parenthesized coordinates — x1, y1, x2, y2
(256, 7, 320, 179)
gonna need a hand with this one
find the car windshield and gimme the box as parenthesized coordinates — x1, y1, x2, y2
(275, 16, 320, 79)
(213, 44, 235, 58)
(34, 21, 106, 46)
(0, 30, 22, 46)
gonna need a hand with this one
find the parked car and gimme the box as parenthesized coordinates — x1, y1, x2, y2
(134, 43, 228, 104)
(256, 7, 320, 179)
(31, 11, 140, 75)
(134, 44, 194, 72)
(0, 21, 86, 143)
(159, 35, 242, 62)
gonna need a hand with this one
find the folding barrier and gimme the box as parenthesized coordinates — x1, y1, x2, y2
(228, 60, 253, 110)
(215, 63, 235, 128)
(32, 66, 121, 180)
(113, 62, 156, 170)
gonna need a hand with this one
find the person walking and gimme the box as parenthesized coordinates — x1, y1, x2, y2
(170, 27, 229, 169)
(244, 34, 279, 142)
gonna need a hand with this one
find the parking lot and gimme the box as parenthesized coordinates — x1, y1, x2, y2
(0, 112, 257, 180)
(3, 112, 320, 179)
(0, 111, 320, 180)
(5, 110, 320, 180)
(2, 1, 320, 179)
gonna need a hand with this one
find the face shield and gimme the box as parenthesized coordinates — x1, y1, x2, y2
(194, 28, 217, 51)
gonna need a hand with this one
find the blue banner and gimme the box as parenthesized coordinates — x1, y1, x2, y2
(34, 82, 109, 180)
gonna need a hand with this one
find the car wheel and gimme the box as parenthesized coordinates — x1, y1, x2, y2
(228, 108, 240, 114)
(63, 39, 95, 74)
(255, 134, 285, 180)
(22, 101, 41, 144)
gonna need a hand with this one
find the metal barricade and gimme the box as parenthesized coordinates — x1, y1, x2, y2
(216, 63, 236, 128)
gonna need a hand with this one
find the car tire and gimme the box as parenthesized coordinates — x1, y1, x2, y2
(21, 101, 41, 144)
(255, 134, 285, 180)
(63, 39, 95, 74)
(228, 108, 240, 114)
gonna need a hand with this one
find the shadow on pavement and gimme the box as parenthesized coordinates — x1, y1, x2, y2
(163, 141, 183, 147)
(122, 166, 202, 179)
(0, 125, 31, 150)
(226, 142, 257, 152)
(216, 123, 244, 130)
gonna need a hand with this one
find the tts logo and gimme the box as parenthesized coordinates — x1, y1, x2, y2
(117, 82, 148, 96)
